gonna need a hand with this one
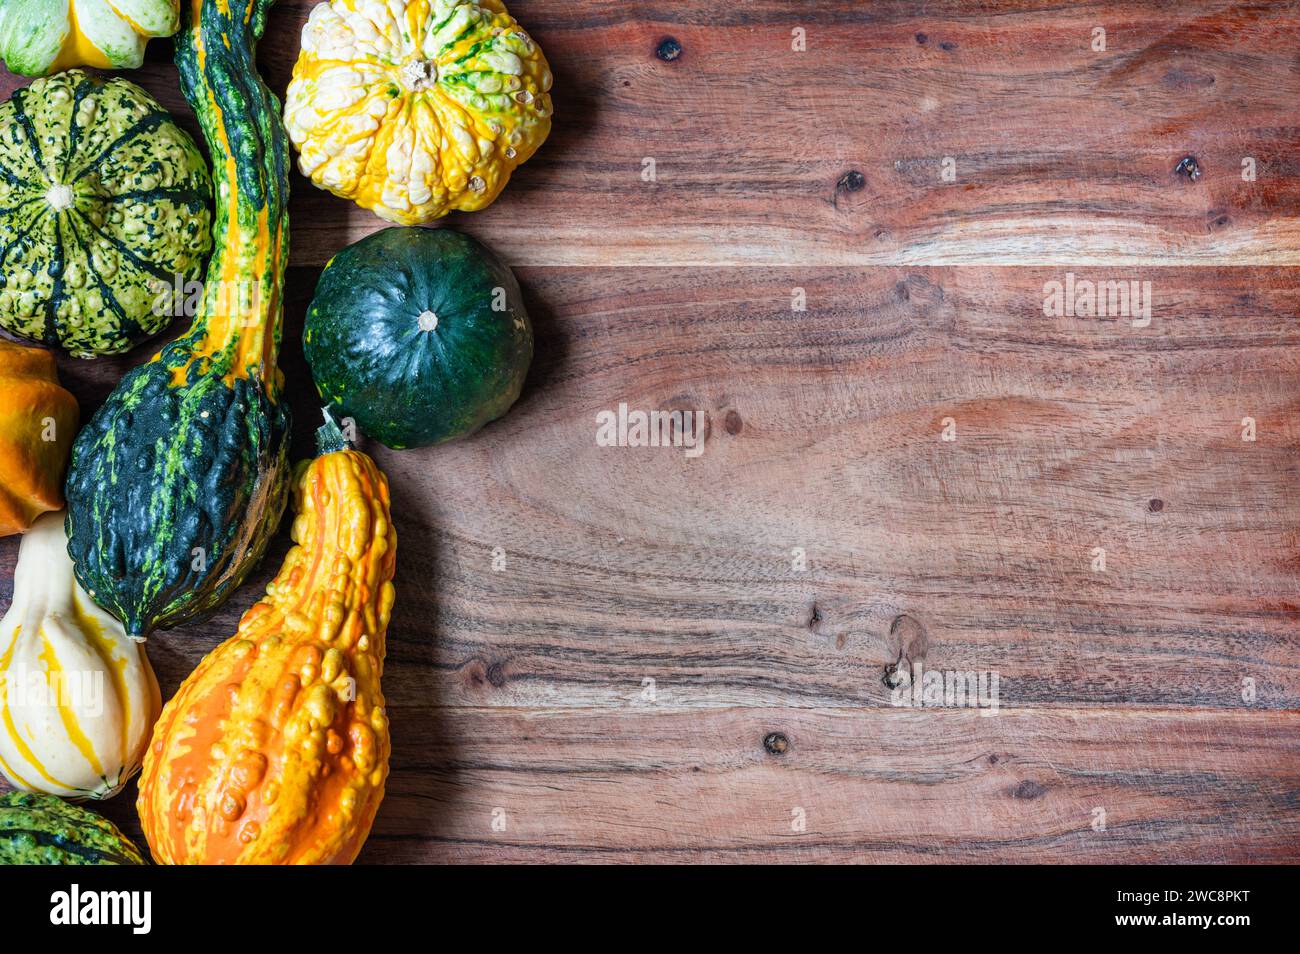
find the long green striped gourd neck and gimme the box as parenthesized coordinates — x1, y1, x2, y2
(163, 0, 287, 391)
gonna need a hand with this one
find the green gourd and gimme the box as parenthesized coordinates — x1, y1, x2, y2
(0, 791, 145, 864)
(64, 0, 291, 639)
(0, 70, 211, 357)
(304, 227, 533, 449)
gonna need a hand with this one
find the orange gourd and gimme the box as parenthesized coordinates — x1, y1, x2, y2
(137, 416, 395, 864)
(0, 341, 78, 536)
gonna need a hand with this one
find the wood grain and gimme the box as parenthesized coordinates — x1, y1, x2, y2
(72, 707, 1300, 863)
(382, 265, 1300, 712)
(5, 265, 1296, 714)
(5, 1, 1300, 265)
(3, 264, 1296, 860)
(365, 706, 1300, 863)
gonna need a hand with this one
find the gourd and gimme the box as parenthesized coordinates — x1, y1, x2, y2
(304, 227, 532, 448)
(0, 512, 161, 800)
(0, 0, 179, 76)
(0, 70, 212, 357)
(138, 412, 395, 865)
(0, 791, 145, 864)
(0, 340, 78, 537)
(64, 0, 293, 639)
(284, 0, 553, 224)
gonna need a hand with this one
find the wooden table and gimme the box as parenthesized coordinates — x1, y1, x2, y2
(2, 0, 1299, 863)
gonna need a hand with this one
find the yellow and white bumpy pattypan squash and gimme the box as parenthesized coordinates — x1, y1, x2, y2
(0, 0, 179, 76)
(285, 0, 553, 224)
(0, 512, 161, 800)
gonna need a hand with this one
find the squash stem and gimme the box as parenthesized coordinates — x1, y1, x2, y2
(316, 406, 353, 455)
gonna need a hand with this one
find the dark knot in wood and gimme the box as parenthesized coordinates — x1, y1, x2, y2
(656, 37, 683, 62)
(763, 732, 790, 755)
(1012, 780, 1047, 800)
(837, 170, 866, 193)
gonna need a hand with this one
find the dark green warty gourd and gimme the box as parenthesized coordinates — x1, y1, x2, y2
(0, 791, 145, 865)
(64, 0, 291, 639)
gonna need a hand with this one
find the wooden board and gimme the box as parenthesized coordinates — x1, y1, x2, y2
(2, 1, 1299, 864)
(5, 0, 1300, 266)
(4, 264, 1298, 862)
(369, 707, 1299, 863)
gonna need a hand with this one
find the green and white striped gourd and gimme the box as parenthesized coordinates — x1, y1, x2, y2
(0, 70, 211, 357)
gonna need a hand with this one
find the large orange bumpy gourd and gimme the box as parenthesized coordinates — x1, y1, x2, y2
(137, 417, 395, 864)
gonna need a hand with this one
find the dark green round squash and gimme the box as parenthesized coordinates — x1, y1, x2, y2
(303, 227, 533, 450)
(0, 791, 145, 865)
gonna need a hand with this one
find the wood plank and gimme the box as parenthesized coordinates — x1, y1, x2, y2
(75, 707, 1300, 863)
(5, 1, 1300, 265)
(374, 265, 1300, 710)
(3, 265, 1296, 711)
(2, 1, 1298, 864)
